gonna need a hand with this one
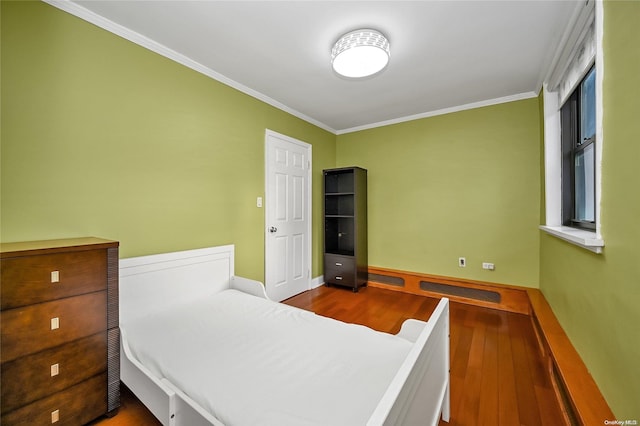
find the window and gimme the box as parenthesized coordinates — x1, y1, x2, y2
(561, 67, 596, 230)
(539, 0, 604, 253)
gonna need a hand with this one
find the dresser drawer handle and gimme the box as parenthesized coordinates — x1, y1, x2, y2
(51, 409, 60, 423)
(51, 363, 59, 377)
(50, 317, 60, 330)
(335, 276, 343, 280)
(51, 270, 60, 283)
(335, 262, 342, 266)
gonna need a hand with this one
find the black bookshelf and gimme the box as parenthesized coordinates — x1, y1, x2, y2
(323, 167, 367, 292)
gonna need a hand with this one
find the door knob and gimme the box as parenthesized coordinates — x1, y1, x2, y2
(269, 226, 278, 233)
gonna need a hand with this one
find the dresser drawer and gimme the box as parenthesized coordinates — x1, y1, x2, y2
(1, 372, 107, 426)
(324, 254, 356, 286)
(1, 249, 107, 310)
(1, 292, 107, 362)
(1, 332, 107, 414)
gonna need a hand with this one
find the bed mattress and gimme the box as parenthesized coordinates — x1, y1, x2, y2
(123, 289, 412, 426)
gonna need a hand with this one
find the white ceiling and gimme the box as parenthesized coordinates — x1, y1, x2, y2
(59, 1, 580, 134)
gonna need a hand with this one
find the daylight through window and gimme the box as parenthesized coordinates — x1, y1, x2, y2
(561, 66, 596, 230)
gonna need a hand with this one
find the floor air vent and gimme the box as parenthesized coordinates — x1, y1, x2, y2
(368, 273, 405, 287)
(419, 281, 501, 303)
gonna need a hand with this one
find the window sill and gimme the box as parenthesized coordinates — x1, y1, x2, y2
(539, 226, 604, 254)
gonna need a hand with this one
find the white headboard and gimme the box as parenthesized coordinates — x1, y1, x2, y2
(119, 245, 235, 326)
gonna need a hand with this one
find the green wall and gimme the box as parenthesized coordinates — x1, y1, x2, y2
(0, 1, 336, 280)
(337, 99, 542, 287)
(3, 0, 638, 417)
(539, 1, 640, 418)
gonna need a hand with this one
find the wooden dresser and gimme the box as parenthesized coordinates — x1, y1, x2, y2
(1, 237, 120, 425)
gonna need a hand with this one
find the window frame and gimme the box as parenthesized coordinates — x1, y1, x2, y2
(561, 66, 597, 231)
(539, 0, 604, 253)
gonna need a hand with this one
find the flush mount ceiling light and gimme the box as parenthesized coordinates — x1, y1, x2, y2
(331, 29, 390, 78)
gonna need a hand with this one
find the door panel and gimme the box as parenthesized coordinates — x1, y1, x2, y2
(275, 172, 287, 221)
(292, 175, 304, 221)
(274, 235, 287, 286)
(293, 233, 304, 280)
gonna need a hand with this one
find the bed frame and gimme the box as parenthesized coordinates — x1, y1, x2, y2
(119, 244, 450, 426)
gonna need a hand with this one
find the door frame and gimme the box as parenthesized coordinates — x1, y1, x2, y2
(264, 129, 312, 299)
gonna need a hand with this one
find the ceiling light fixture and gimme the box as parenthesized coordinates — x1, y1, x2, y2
(331, 29, 390, 78)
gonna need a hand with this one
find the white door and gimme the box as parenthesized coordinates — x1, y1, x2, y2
(265, 130, 311, 301)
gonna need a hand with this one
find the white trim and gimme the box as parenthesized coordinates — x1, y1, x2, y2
(336, 91, 538, 135)
(542, 86, 562, 227)
(539, 226, 604, 254)
(43, 0, 336, 134)
(594, 0, 604, 237)
(533, 1, 586, 96)
(311, 275, 325, 289)
(546, 0, 596, 92)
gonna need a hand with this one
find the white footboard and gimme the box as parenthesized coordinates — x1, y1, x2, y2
(368, 297, 450, 425)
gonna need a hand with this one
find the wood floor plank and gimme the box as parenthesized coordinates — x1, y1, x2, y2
(450, 323, 473, 380)
(89, 386, 161, 426)
(478, 319, 499, 426)
(497, 316, 521, 425)
(457, 311, 485, 424)
(508, 313, 543, 426)
(443, 376, 466, 426)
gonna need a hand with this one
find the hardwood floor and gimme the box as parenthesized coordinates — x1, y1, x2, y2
(92, 285, 564, 425)
(89, 386, 161, 426)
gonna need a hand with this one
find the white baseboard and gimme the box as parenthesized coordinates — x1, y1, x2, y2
(311, 275, 324, 289)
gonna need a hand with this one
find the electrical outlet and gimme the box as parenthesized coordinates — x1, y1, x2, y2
(458, 257, 466, 267)
(482, 262, 495, 271)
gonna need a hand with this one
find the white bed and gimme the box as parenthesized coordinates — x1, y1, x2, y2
(119, 245, 450, 426)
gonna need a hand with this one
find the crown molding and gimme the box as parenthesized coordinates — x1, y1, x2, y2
(336, 91, 538, 135)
